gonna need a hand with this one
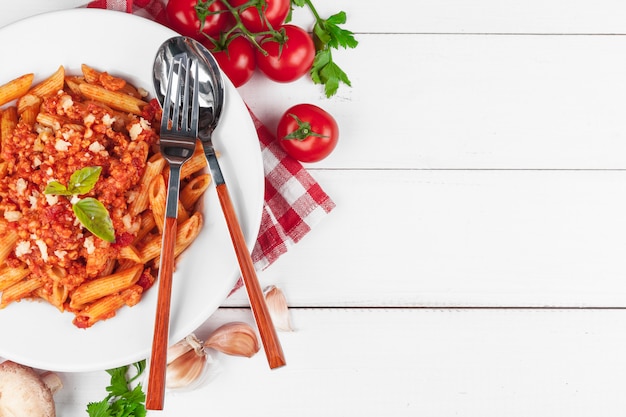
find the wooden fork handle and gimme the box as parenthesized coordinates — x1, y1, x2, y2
(216, 183, 286, 369)
(146, 216, 178, 410)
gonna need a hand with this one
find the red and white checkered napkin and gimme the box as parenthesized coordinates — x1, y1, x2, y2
(87, 0, 336, 274)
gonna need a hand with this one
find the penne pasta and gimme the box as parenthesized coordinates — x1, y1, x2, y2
(133, 211, 157, 245)
(0, 278, 42, 309)
(0, 65, 210, 327)
(138, 233, 161, 265)
(0, 106, 18, 151)
(154, 212, 203, 268)
(35, 112, 63, 131)
(177, 202, 190, 223)
(0, 228, 18, 265)
(69, 264, 143, 310)
(180, 140, 207, 179)
(78, 82, 148, 115)
(129, 153, 166, 216)
(180, 173, 212, 212)
(119, 245, 141, 263)
(0, 73, 34, 107)
(63, 75, 85, 95)
(17, 93, 41, 114)
(0, 265, 30, 292)
(149, 174, 166, 234)
(29, 65, 64, 97)
(73, 285, 143, 329)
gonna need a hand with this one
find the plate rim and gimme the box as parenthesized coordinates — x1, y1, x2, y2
(0, 8, 265, 372)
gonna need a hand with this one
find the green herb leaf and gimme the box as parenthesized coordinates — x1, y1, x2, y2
(68, 166, 102, 195)
(44, 180, 73, 196)
(73, 197, 116, 243)
(42, 166, 116, 242)
(87, 362, 146, 417)
(311, 49, 352, 98)
(86, 400, 111, 417)
(300, 2, 358, 97)
(130, 360, 146, 384)
(321, 12, 358, 49)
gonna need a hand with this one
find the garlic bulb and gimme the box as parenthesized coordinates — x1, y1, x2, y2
(264, 285, 293, 332)
(166, 334, 208, 389)
(204, 322, 260, 357)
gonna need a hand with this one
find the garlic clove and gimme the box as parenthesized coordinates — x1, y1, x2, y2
(264, 285, 294, 332)
(167, 333, 202, 365)
(165, 346, 208, 389)
(204, 322, 260, 357)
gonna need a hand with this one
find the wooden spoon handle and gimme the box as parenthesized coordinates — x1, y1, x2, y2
(216, 183, 286, 369)
(146, 216, 178, 410)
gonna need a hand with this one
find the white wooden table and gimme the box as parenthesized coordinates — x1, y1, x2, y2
(4, 1, 626, 415)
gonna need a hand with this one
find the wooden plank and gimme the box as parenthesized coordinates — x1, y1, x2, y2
(4, 0, 626, 35)
(288, 0, 626, 34)
(53, 308, 626, 416)
(224, 169, 626, 308)
(241, 33, 626, 170)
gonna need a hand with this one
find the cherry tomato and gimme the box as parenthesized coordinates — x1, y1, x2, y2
(277, 104, 339, 162)
(256, 25, 315, 83)
(165, 0, 232, 39)
(230, 0, 290, 32)
(210, 36, 256, 88)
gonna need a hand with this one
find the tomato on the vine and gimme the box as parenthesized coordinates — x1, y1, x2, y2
(277, 104, 339, 162)
(210, 36, 257, 88)
(165, 0, 232, 39)
(230, 0, 290, 32)
(256, 25, 315, 83)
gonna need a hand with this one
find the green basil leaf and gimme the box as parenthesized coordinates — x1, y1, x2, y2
(73, 197, 116, 243)
(69, 166, 102, 195)
(44, 181, 72, 196)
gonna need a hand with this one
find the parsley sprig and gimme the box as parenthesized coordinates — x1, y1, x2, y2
(87, 361, 147, 417)
(44, 166, 116, 243)
(290, 0, 358, 97)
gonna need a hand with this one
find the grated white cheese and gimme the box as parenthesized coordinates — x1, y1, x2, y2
(88, 141, 106, 153)
(54, 139, 72, 151)
(61, 130, 74, 140)
(60, 95, 73, 113)
(15, 178, 27, 196)
(45, 194, 59, 206)
(139, 117, 151, 130)
(128, 123, 142, 141)
(54, 250, 68, 259)
(70, 195, 81, 205)
(14, 241, 32, 257)
(84, 114, 96, 125)
(46, 167, 53, 176)
(28, 192, 39, 209)
(35, 239, 49, 262)
(33, 156, 42, 168)
(83, 236, 95, 255)
(102, 114, 115, 127)
(4, 211, 22, 222)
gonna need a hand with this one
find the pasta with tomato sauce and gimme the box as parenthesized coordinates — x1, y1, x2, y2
(0, 65, 208, 328)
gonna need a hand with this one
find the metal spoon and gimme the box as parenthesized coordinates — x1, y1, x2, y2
(153, 36, 286, 370)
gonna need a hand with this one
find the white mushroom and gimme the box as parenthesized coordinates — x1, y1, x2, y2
(0, 360, 62, 417)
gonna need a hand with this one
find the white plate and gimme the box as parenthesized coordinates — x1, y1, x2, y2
(0, 9, 264, 372)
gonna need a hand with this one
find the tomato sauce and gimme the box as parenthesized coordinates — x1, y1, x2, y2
(0, 89, 159, 295)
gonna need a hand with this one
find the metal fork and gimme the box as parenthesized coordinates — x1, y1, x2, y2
(146, 54, 199, 411)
